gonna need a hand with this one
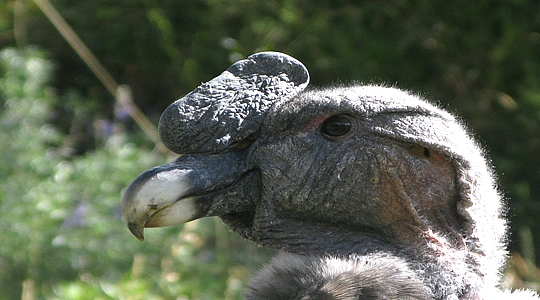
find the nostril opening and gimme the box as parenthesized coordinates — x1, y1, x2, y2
(229, 135, 256, 151)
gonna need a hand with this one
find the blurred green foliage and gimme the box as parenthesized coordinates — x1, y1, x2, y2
(0, 48, 271, 299)
(0, 0, 539, 298)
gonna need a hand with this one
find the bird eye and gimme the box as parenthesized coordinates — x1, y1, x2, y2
(320, 115, 353, 140)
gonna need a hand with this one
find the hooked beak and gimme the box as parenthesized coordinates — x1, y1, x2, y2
(122, 164, 208, 241)
(122, 151, 249, 241)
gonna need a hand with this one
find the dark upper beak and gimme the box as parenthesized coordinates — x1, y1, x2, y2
(122, 152, 247, 241)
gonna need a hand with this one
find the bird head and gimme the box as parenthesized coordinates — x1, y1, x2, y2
(122, 52, 506, 287)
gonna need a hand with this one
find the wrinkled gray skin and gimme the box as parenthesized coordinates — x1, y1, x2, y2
(122, 52, 538, 299)
(159, 52, 309, 154)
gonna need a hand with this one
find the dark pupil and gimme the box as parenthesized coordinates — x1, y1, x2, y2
(321, 116, 351, 136)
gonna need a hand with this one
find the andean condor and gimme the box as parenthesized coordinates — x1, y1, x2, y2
(122, 52, 539, 299)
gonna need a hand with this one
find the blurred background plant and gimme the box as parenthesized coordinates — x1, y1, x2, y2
(0, 0, 539, 299)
